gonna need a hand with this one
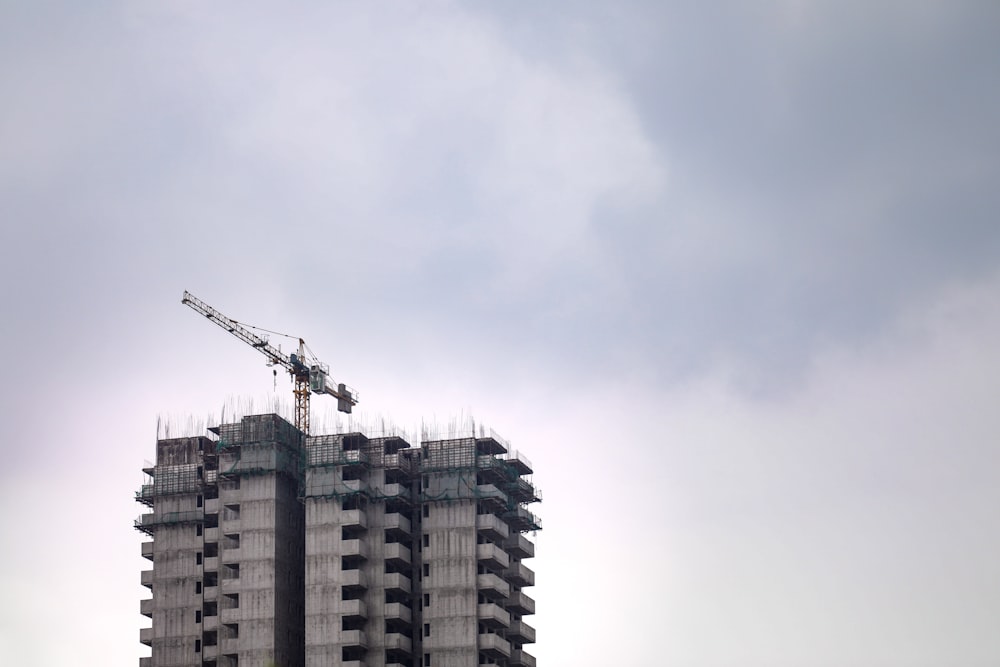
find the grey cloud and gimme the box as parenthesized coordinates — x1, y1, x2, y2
(4, 2, 998, 401)
(503, 2, 1000, 390)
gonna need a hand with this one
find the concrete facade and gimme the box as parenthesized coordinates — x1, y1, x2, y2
(138, 414, 540, 667)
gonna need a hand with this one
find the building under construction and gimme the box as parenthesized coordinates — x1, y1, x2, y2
(136, 413, 541, 667)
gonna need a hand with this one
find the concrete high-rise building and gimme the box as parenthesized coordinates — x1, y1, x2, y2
(137, 413, 541, 667)
(136, 415, 306, 667)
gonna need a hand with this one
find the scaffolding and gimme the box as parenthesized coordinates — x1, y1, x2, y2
(306, 434, 372, 469)
(301, 432, 421, 503)
(136, 433, 219, 506)
(138, 415, 539, 527)
(218, 440, 302, 478)
(135, 465, 206, 506)
(212, 413, 303, 450)
(421, 437, 478, 471)
(213, 414, 305, 480)
(134, 510, 205, 536)
(417, 435, 542, 533)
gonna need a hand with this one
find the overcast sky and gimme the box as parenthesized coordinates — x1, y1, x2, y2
(2, 2, 999, 665)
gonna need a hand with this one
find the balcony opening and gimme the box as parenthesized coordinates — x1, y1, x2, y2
(204, 601, 218, 617)
(342, 494, 365, 511)
(342, 433, 366, 451)
(385, 617, 412, 637)
(342, 525, 365, 541)
(342, 615, 365, 631)
(343, 646, 365, 662)
(204, 630, 217, 646)
(204, 571, 218, 587)
(384, 589, 410, 607)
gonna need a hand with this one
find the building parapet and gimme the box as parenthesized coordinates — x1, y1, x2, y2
(477, 513, 510, 541)
(507, 619, 536, 644)
(479, 632, 511, 659)
(503, 561, 535, 588)
(385, 632, 413, 656)
(504, 533, 535, 560)
(478, 602, 511, 629)
(506, 589, 535, 616)
(510, 648, 536, 667)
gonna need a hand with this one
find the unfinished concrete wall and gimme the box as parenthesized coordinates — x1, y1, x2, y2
(420, 498, 478, 667)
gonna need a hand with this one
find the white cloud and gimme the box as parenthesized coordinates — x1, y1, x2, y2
(522, 270, 1000, 665)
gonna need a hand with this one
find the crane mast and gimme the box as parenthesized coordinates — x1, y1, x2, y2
(181, 290, 357, 435)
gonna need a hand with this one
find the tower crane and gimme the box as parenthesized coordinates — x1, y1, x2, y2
(181, 290, 357, 435)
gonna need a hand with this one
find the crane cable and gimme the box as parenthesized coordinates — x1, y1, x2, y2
(232, 319, 302, 343)
(234, 319, 323, 364)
